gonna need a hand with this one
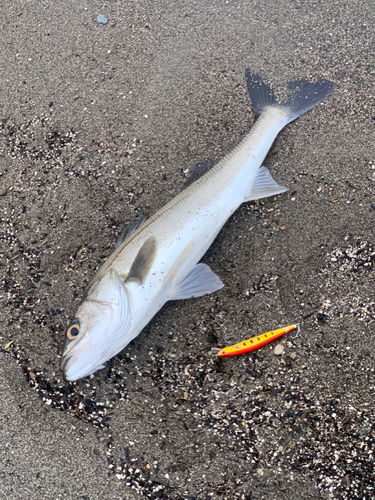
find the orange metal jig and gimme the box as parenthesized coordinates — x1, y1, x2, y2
(217, 324, 297, 357)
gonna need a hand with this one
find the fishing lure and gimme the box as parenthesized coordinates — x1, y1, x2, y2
(216, 324, 297, 357)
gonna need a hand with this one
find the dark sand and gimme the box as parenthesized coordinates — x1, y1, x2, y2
(0, 1, 374, 499)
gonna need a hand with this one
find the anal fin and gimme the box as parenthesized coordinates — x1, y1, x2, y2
(245, 166, 288, 201)
(171, 263, 223, 300)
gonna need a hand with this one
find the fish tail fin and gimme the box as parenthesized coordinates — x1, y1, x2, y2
(245, 69, 334, 124)
(245, 70, 277, 117)
(282, 79, 335, 123)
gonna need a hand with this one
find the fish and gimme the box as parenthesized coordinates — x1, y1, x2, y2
(60, 70, 334, 381)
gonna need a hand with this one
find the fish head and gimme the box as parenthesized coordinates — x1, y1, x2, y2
(60, 270, 131, 381)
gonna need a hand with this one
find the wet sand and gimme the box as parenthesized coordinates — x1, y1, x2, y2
(0, 1, 374, 499)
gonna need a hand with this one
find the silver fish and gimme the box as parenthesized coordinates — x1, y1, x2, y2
(60, 71, 334, 381)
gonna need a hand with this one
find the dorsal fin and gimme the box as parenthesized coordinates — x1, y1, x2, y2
(115, 215, 146, 249)
(125, 235, 158, 284)
(183, 160, 217, 189)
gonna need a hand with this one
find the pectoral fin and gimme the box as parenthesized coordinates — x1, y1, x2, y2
(245, 166, 288, 201)
(171, 263, 223, 300)
(126, 235, 157, 284)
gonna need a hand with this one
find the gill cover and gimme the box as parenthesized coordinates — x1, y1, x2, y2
(61, 269, 132, 381)
(96, 269, 132, 351)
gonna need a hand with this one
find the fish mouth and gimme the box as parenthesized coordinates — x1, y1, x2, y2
(60, 352, 94, 382)
(60, 342, 112, 382)
(60, 352, 107, 382)
(60, 336, 93, 381)
(60, 354, 76, 382)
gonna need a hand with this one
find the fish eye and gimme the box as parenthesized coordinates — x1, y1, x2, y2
(66, 323, 80, 340)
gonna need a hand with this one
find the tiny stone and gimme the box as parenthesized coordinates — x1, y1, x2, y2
(97, 14, 108, 24)
(257, 468, 264, 476)
(274, 344, 284, 355)
(290, 352, 297, 360)
(369, 273, 373, 279)
(280, 226, 286, 231)
(0, 186, 8, 196)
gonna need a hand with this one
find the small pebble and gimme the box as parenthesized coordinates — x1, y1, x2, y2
(97, 14, 108, 24)
(290, 352, 297, 360)
(0, 186, 8, 196)
(274, 344, 284, 355)
(257, 468, 264, 476)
